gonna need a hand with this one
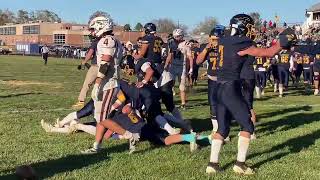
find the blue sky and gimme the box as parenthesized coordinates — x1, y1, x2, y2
(3, 0, 319, 29)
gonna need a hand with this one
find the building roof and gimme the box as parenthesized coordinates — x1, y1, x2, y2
(308, 3, 320, 12)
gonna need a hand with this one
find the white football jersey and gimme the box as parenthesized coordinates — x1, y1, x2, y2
(96, 35, 123, 90)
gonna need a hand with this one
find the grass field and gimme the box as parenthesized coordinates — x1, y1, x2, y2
(0, 55, 320, 180)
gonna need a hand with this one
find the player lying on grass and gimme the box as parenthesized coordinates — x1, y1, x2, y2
(81, 102, 211, 154)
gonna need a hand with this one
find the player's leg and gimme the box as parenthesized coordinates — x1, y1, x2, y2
(221, 81, 255, 175)
(179, 73, 187, 109)
(261, 72, 267, 96)
(314, 72, 319, 95)
(255, 72, 261, 98)
(73, 65, 98, 109)
(208, 79, 218, 132)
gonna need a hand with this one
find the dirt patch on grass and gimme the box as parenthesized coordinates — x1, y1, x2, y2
(1, 80, 62, 88)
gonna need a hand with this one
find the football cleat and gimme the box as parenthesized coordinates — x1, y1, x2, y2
(41, 119, 53, 133)
(279, 94, 283, 98)
(206, 162, 222, 174)
(314, 89, 319, 96)
(233, 161, 255, 175)
(250, 133, 257, 140)
(224, 136, 231, 143)
(261, 89, 265, 96)
(128, 133, 140, 154)
(81, 147, 100, 154)
(72, 101, 84, 109)
(67, 120, 78, 134)
(180, 104, 186, 111)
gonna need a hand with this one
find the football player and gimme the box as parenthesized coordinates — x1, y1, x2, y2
(89, 16, 123, 123)
(72, 27, 100, 109)
(301, 53, 313, 91)
(134, 23, 190, 133)
(277, 49, 294, 97)
(292, 42, 320, 95)
(196, 25, 225, 134)
(206, 14, 296, 175)
(254, 43, 269, 98)
(165, 29, 193, 110)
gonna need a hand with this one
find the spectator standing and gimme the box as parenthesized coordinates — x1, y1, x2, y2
(41, 44, 49, 65)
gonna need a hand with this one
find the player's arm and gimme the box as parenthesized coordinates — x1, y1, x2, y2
(238, 41, 282, 58)
(82, 48, 94, 64)
(136, 62, 154, 88)
(186, 46, 193, 74)
(196, 44, 210, 65)
(110, 90, 127, 112)
(133, 42, 148, 59)
(164, 51, 173, 70)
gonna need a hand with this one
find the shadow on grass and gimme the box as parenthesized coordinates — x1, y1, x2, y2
(0, 92, 43, 98)
(250, 129, 320, 169)
(257, 112, 320, 136)
(0, 143, 128, 179)
(257, 105, 312, 119)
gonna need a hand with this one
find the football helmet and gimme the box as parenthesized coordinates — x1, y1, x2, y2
(210, 25, 225, 38)
(144, 23, 156, 34)
(89, 16, 114, 37)
(230, 14, 255, 39)
(173, 28, 184, 38)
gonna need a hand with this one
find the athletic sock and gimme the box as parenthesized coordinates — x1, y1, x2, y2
(93, 141, 101, 150)
(123, 131, 133, 139)
(155, 115, 177, 135)
(210, 139, 223, 163)
(75, 124, 96, 135)
(237, 136, 250, 162)
(181, 134, 196, 143)
(211, 119, 218, 132)
(60, 112, 77, 126)
(164, 114, 191, 132)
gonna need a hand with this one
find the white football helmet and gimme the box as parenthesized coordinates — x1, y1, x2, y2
(89, 16, 114, 37)
(173, 29, 184, 38)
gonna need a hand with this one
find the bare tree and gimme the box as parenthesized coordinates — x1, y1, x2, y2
(16, 10, 30, 24)
(192, 17, 218, 35)
(0, 9, 16, 25)
(88, 11, 112, 23)
(249, 12, 262, 29)
(152, 18, 188, 34)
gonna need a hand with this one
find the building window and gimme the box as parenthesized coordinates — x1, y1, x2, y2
(83, 35, 91, 44)
(23, 25, 40, 34)
(0, 27, 16, 35)
(54, 34, 66, 44)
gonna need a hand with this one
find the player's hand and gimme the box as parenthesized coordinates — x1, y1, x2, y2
(136, 81, 144, 88)
(77, 64, 83, 70)
(91, 83, 100, 101)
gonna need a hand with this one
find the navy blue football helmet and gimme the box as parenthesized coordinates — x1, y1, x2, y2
(230, 14, 255, 39)
(144, 23, 156, 34)
(210, 25, 225, 37)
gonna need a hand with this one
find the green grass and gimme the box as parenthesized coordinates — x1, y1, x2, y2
(0, 55, 320, 180)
